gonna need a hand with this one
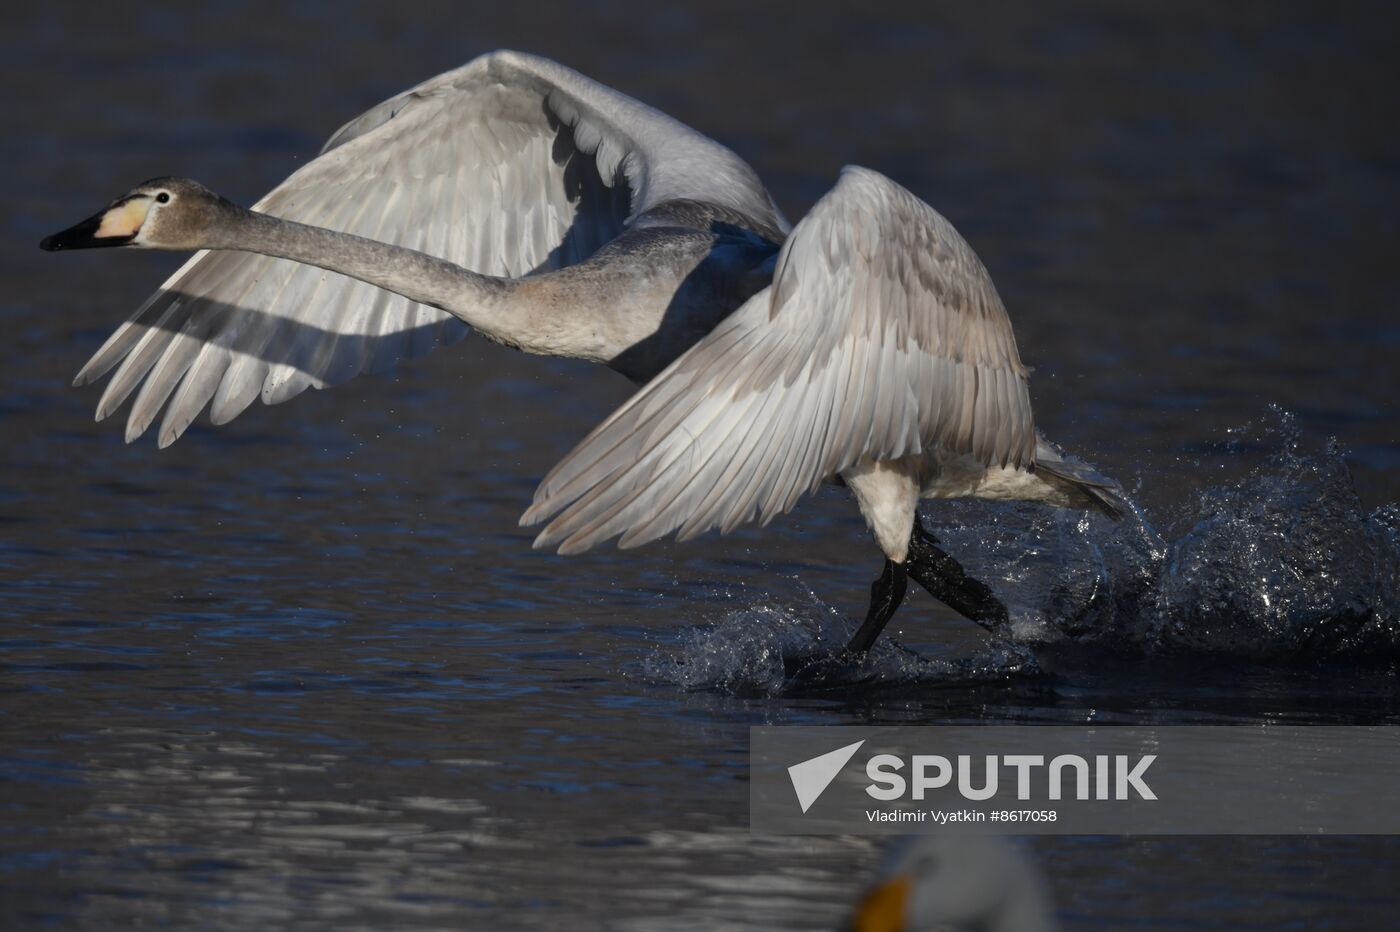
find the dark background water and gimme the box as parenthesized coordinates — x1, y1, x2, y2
(3, 1, 1400, 928)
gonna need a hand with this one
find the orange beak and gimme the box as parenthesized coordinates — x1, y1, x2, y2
(850, 873, 911, 932)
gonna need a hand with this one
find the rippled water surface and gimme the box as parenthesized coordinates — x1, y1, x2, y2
(4, 3, 1400, 929)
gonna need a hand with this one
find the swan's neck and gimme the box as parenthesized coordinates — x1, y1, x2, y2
(202, 205, 774, 378)
(212, 207, 521, 345)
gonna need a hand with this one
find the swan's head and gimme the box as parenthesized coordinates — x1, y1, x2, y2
(849, 836, 1058, 932)
(40, 177, 231, 252)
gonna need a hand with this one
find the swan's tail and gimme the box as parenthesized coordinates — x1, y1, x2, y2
(1033, 436, 1125, 520)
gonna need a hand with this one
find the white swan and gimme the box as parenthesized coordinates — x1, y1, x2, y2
(41, 50, 1119, 651)
(851, 836, 1060, 932)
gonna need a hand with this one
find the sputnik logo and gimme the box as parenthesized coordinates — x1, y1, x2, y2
(787, 739, 866, 813)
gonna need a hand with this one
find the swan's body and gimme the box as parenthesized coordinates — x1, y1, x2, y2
(42, 50, 1120, 650)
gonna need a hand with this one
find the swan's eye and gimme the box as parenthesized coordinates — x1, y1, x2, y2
(156, 192, 170, 204)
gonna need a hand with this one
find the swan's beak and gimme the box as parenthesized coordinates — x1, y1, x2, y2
(40, 197, 150, 251)
(849, 873, 910, 932)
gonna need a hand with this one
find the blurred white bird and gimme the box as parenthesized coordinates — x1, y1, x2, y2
(850, 836, 1060, 932)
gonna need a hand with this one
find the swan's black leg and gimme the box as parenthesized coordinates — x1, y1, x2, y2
(845, 519, 1007, 653)
(905, 517, 1009, 632)
(846, 559, 908, 653)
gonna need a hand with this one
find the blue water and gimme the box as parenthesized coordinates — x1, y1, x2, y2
(4, 3, 1400, 929)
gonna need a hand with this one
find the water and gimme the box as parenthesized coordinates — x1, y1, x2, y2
(4, 2, 1400, 928)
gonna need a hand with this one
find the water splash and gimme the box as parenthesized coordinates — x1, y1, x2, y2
(1153, 429, 1397, 659)
(644, 410, 1400, 695)
(902, 409, 1400, 663)
(638, 589, 1034, 697)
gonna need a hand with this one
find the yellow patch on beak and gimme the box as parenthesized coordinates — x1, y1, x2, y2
(95, 199, 151, 239)
(850, 874, 911, 932)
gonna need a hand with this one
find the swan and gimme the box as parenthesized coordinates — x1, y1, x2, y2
(850, 836, 1060, 932)
(40, 50, 1119, 653)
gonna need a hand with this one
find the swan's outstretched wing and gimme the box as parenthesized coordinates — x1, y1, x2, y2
(522, 167, 1035, 554)
(78, 50, 785, 447)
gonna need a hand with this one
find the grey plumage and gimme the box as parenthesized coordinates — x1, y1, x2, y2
(74, 50, 780, 449)
(521, 168, 1038, 554)
(1032, 436, 1125, 520)
(55, 51, 1120, 619)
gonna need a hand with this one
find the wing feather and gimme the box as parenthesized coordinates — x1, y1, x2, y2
(79, 50, 783, 443)
(523, 167, 1036, 553)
